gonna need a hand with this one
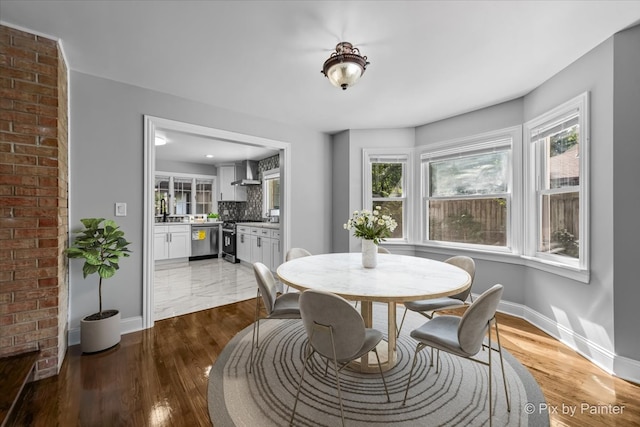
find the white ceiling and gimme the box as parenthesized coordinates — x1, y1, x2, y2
(154, 129, 278, 165)
(2, 1, 640, 163)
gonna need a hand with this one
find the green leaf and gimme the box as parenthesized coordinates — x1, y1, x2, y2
(98, 265, 116, 279)
(83, 263, 99, 278)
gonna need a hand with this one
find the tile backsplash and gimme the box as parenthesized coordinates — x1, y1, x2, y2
(218, 154, 279, 220)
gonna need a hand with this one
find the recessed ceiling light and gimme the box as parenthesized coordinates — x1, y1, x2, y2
(205, 154, 214, 158)
(155, 136, 167, 146)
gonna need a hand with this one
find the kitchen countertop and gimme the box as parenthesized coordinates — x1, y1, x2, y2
(154, 220, 277, 229)
(155, 221, 222, 225)
(237, 222, 280, 229)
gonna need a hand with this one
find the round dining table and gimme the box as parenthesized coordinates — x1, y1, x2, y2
(276, 252, 471, 372)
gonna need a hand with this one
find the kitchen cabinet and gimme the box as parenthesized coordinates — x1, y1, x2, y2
(241, 225, 281, 271)
(237, 225, 251, 262)
(218, 165, 247, 202)
(270, 229, 282, 271)
(154, 225, 191, 260)
(249, 228, 261, 265)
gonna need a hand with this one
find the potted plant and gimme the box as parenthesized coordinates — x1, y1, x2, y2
(207, 212, 220, 222)
(65, 218, 132, 353)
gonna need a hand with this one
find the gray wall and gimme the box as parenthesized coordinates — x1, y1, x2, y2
(613, 24, 640, 359)
(69, 71, 331, 329)
(415, 98, 524, 145)
(155, 159, 216, 175)
(331, 131, 351, 253)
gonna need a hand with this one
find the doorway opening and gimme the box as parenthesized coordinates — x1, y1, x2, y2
(143, 115, 291, 328)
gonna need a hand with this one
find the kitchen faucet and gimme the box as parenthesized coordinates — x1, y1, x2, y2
(160, 198, 168, 222)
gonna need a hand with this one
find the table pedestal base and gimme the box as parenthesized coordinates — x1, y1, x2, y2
(348, 339, 397, 373)
(347, 301, 398, 373)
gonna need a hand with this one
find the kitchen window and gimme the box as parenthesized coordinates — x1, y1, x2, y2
(420, 126, 520, 252)
(363, 150, 412, 241)
(195, 179, 214, 214)
(154, 175, 170, 216)
(262, 169, 280, 218)
(524, 92, 589, 274)
(173, 177, 192, 215)
(155, 172, 217, 218)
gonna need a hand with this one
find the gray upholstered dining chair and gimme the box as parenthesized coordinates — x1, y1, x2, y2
(396, 255, 476, 337)
(249, 262, 301, 373)
(286, 247, 312, 261)
(402, 284, 510, 427)
(291, 289, 390, 427)
(282, 247, 312, 292)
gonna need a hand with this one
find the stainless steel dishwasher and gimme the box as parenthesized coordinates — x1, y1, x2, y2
(190, 223, 220, 260)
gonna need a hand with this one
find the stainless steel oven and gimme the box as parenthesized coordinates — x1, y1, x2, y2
(222, 221, 239, 263)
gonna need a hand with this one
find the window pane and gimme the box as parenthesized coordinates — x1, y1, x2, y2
(266, 177, 280, 210)
(543, 125, 580, 189)
(430, 152, 508, 197)
(539, 192, 579, 258)
(372, 201, 403, 239)
(195, 180, 213, 214)
(372, 163, 403, 197)
(428, 198, 507, 245)
(154, 176, 169, 216)
(173, 178, 192, 215)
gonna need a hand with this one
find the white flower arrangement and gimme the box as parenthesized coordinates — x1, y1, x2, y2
(343, 206, 398, 245)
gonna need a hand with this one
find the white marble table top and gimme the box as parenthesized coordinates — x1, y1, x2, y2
(276, 252, 471, 303)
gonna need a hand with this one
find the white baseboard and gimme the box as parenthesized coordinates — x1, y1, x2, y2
(613, 354, 640, 385)
(471, 293, 640, 385)
(67, 315, 144, 346)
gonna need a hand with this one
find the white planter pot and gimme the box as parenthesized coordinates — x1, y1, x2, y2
(361, 239, 378, 268)
(80, 309, 121, 353)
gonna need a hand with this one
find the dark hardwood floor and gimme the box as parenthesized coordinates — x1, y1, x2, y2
(9, 300, 640, 426)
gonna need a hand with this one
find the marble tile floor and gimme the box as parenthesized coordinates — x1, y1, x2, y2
(154, 258, 258, 321)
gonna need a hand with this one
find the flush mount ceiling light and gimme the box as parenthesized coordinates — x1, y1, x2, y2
(321, 42, 370, 90)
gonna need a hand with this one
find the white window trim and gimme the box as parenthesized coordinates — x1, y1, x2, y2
(262, 167, 280, 219)
(418, 126, 522, 254)
(523, 92, 590, 281)
(156, 171, 217, 216)
(362, 148, 414, 243)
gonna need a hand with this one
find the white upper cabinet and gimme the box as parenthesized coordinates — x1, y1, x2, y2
(218, 165, 247, 202)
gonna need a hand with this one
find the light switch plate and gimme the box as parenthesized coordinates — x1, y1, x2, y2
(115, 202, 127, 217)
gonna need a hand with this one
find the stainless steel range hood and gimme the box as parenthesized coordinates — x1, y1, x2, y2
(231, 160, 261, 186)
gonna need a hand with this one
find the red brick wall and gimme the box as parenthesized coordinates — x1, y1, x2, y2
(0, 24, 69, 380)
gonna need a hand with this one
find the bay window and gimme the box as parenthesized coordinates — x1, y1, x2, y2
(524, 92, 589, 273)
(363, 150, 411, 240)
(421, 127, 520, 251)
